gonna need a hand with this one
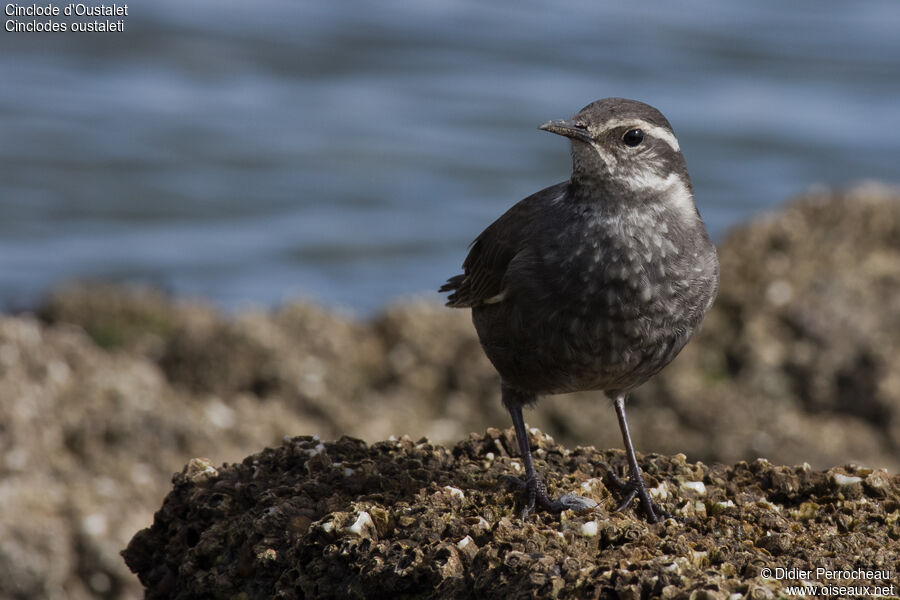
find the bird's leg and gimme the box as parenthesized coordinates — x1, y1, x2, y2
(601, 395, 672, 523)
(501, 383, 596, 518)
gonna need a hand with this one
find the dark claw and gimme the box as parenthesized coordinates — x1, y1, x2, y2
(599, 462, 672, 523)
(500, 475, 597, 518)
(615, 488, 639, 513)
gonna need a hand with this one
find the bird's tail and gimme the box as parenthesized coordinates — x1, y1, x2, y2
(438, 274, 465, 294)
(438, 274, 467, 307)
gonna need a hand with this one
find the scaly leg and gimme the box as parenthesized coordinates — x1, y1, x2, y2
(501, 383, 596, 518)
(601, 395, 671, 523)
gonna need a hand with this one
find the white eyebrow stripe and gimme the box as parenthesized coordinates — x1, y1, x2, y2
(598, 118, 680, 152)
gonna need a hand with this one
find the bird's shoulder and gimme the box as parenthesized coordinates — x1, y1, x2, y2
(440, 182, 569, 307)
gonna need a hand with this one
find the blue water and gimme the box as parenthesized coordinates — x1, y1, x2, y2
(1, 0, 899, 313)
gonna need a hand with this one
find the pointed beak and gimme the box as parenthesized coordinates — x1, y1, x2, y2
(539, 119, 592, 143)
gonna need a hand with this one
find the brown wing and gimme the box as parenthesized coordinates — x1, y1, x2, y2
(440, 182, 566, 308)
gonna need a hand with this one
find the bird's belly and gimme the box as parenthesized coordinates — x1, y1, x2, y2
(472, 232, 719, 395)
(473, 289, 694, 396)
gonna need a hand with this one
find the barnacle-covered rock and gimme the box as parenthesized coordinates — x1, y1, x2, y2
(124, 430, 900, 599)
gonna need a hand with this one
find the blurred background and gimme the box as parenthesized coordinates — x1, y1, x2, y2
(2, 2, 900, 598)
(1, 0, 898, 313)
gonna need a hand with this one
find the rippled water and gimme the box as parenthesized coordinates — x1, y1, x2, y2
(1, 0, 898, 312)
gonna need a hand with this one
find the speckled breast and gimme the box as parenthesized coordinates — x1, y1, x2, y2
(473, 204, 718, 396)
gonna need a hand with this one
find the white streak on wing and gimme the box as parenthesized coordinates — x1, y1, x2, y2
(483, 289, 508, 304)
(598, 118, 681, 152)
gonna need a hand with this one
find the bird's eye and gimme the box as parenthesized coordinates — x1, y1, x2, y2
(623, 128, 644, 147)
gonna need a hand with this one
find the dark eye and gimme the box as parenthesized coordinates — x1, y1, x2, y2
(623, 128, 644, 147)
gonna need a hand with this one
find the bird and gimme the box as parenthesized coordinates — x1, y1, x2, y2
(440, 98, 719, 523)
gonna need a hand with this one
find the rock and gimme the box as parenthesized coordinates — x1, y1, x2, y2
(646, 182, 900, 469)
(1, 183, 899, 598)
(36, 185, 900, 473)
(123, 430, 900, 599)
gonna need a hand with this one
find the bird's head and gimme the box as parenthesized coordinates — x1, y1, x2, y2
(540, 98, 693, 209)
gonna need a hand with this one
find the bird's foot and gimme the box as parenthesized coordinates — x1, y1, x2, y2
(600, 463, 672, 523)
(501, 474, 597, 519)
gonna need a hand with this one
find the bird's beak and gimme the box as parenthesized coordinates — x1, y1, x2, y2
(539, 119, 592, 143)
